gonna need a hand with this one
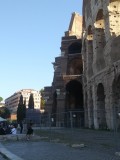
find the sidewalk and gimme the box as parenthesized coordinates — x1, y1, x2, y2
(0, 142, 23, 160)
(0, 129, 120, 160)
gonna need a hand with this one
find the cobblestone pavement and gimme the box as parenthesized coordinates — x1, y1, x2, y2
(1, 128, 120, 160)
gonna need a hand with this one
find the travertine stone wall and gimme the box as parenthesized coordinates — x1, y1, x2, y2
(82, 0, 120, 129)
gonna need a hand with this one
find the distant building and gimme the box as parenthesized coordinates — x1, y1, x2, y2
(5, 89, 42, 115)
(0, 102, 5, 108)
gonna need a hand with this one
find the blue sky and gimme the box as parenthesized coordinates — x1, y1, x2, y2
(0, 0, 83, 101)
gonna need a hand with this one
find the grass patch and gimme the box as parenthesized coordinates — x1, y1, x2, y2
(34, 129, 82, 145)
(100, 143, 114, 149)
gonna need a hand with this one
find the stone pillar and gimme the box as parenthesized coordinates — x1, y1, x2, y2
(83, 89, 89, 127)
(56, 92, 66, 127)
(88, 87, 94, 128)
(92, 83, 99, 129)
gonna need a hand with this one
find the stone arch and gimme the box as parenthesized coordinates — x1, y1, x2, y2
(112, 75, 120, 130)
(94, 9, 106, 72)
(67, 56, 83, 75)
(65, 80, 84, 127)
(87, 25, 93, 78)
(97, 83, 107, 129)
(66, 80, 83, 110)
(68, 42, 82, 54)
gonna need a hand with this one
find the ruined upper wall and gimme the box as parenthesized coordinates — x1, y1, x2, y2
(65, 12, 82, 38)
(82, 0, 91, 28)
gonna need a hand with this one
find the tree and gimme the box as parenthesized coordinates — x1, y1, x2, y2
(40, 89, 45, 110)
(23, 99, 26, 119)
(0, 97, 3, 102)
(17, 95, 26, 123)
(0, 107, 10, 119)
(28, 93, 34, 109)
(39, 89, 44, 95)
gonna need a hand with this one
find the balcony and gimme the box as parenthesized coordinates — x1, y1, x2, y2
(63, 74, 83, 81)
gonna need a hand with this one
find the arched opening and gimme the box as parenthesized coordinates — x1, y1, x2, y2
(94, 9, 106, 72)
(65, 80, 84, 127)
(112, 75, 120, 130)
(97, 83, 107, 129)
(68, 42, 82, 54)
(67, 56, 83, 75)
(87, 25, 93, 77)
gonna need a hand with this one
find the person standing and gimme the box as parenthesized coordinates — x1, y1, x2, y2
(20, 121, 23, 134)
(11, 125, 17, 135)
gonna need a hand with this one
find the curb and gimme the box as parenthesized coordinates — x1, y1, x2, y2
(0, 143, 24, 160)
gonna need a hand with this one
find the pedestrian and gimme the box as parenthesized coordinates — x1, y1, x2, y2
(0, 125, 6, 135)
(26, 120, 33, 140)
(20, 121, 23, 134)
(5, 125, 12, 134)
(11, 125, 17, 135)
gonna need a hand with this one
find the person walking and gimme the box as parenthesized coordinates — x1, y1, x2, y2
(26, 120, 33, 140)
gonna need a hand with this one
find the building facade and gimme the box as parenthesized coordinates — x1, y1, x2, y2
(82, 0, 120, 130)
(5, 89, 41, 114)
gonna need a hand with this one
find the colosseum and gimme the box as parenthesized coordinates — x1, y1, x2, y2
(43, 0, 120, 130)
(82, 0, 120, 130)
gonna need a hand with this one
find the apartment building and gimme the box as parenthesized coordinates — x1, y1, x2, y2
(5, 89, 41, 114)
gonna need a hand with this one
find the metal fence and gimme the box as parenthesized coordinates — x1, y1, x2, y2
(30, 109, 120, 130)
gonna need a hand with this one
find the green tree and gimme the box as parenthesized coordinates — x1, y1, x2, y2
(40, 89, 45, 110)
(28, 93, 34, 109)
(0, 107, 10, 119)
(17, 95, 26, 122)
(23, 99, 26, 119)
(0, 97, 3, 102)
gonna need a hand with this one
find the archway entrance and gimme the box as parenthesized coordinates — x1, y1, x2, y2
(97, 83, 107, 129)
(68, 42, 82, 54)
(65, 80, 84, 127)
(112, 75, 120, 130)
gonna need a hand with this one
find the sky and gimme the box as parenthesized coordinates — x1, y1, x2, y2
(0, 0, 83, 101)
